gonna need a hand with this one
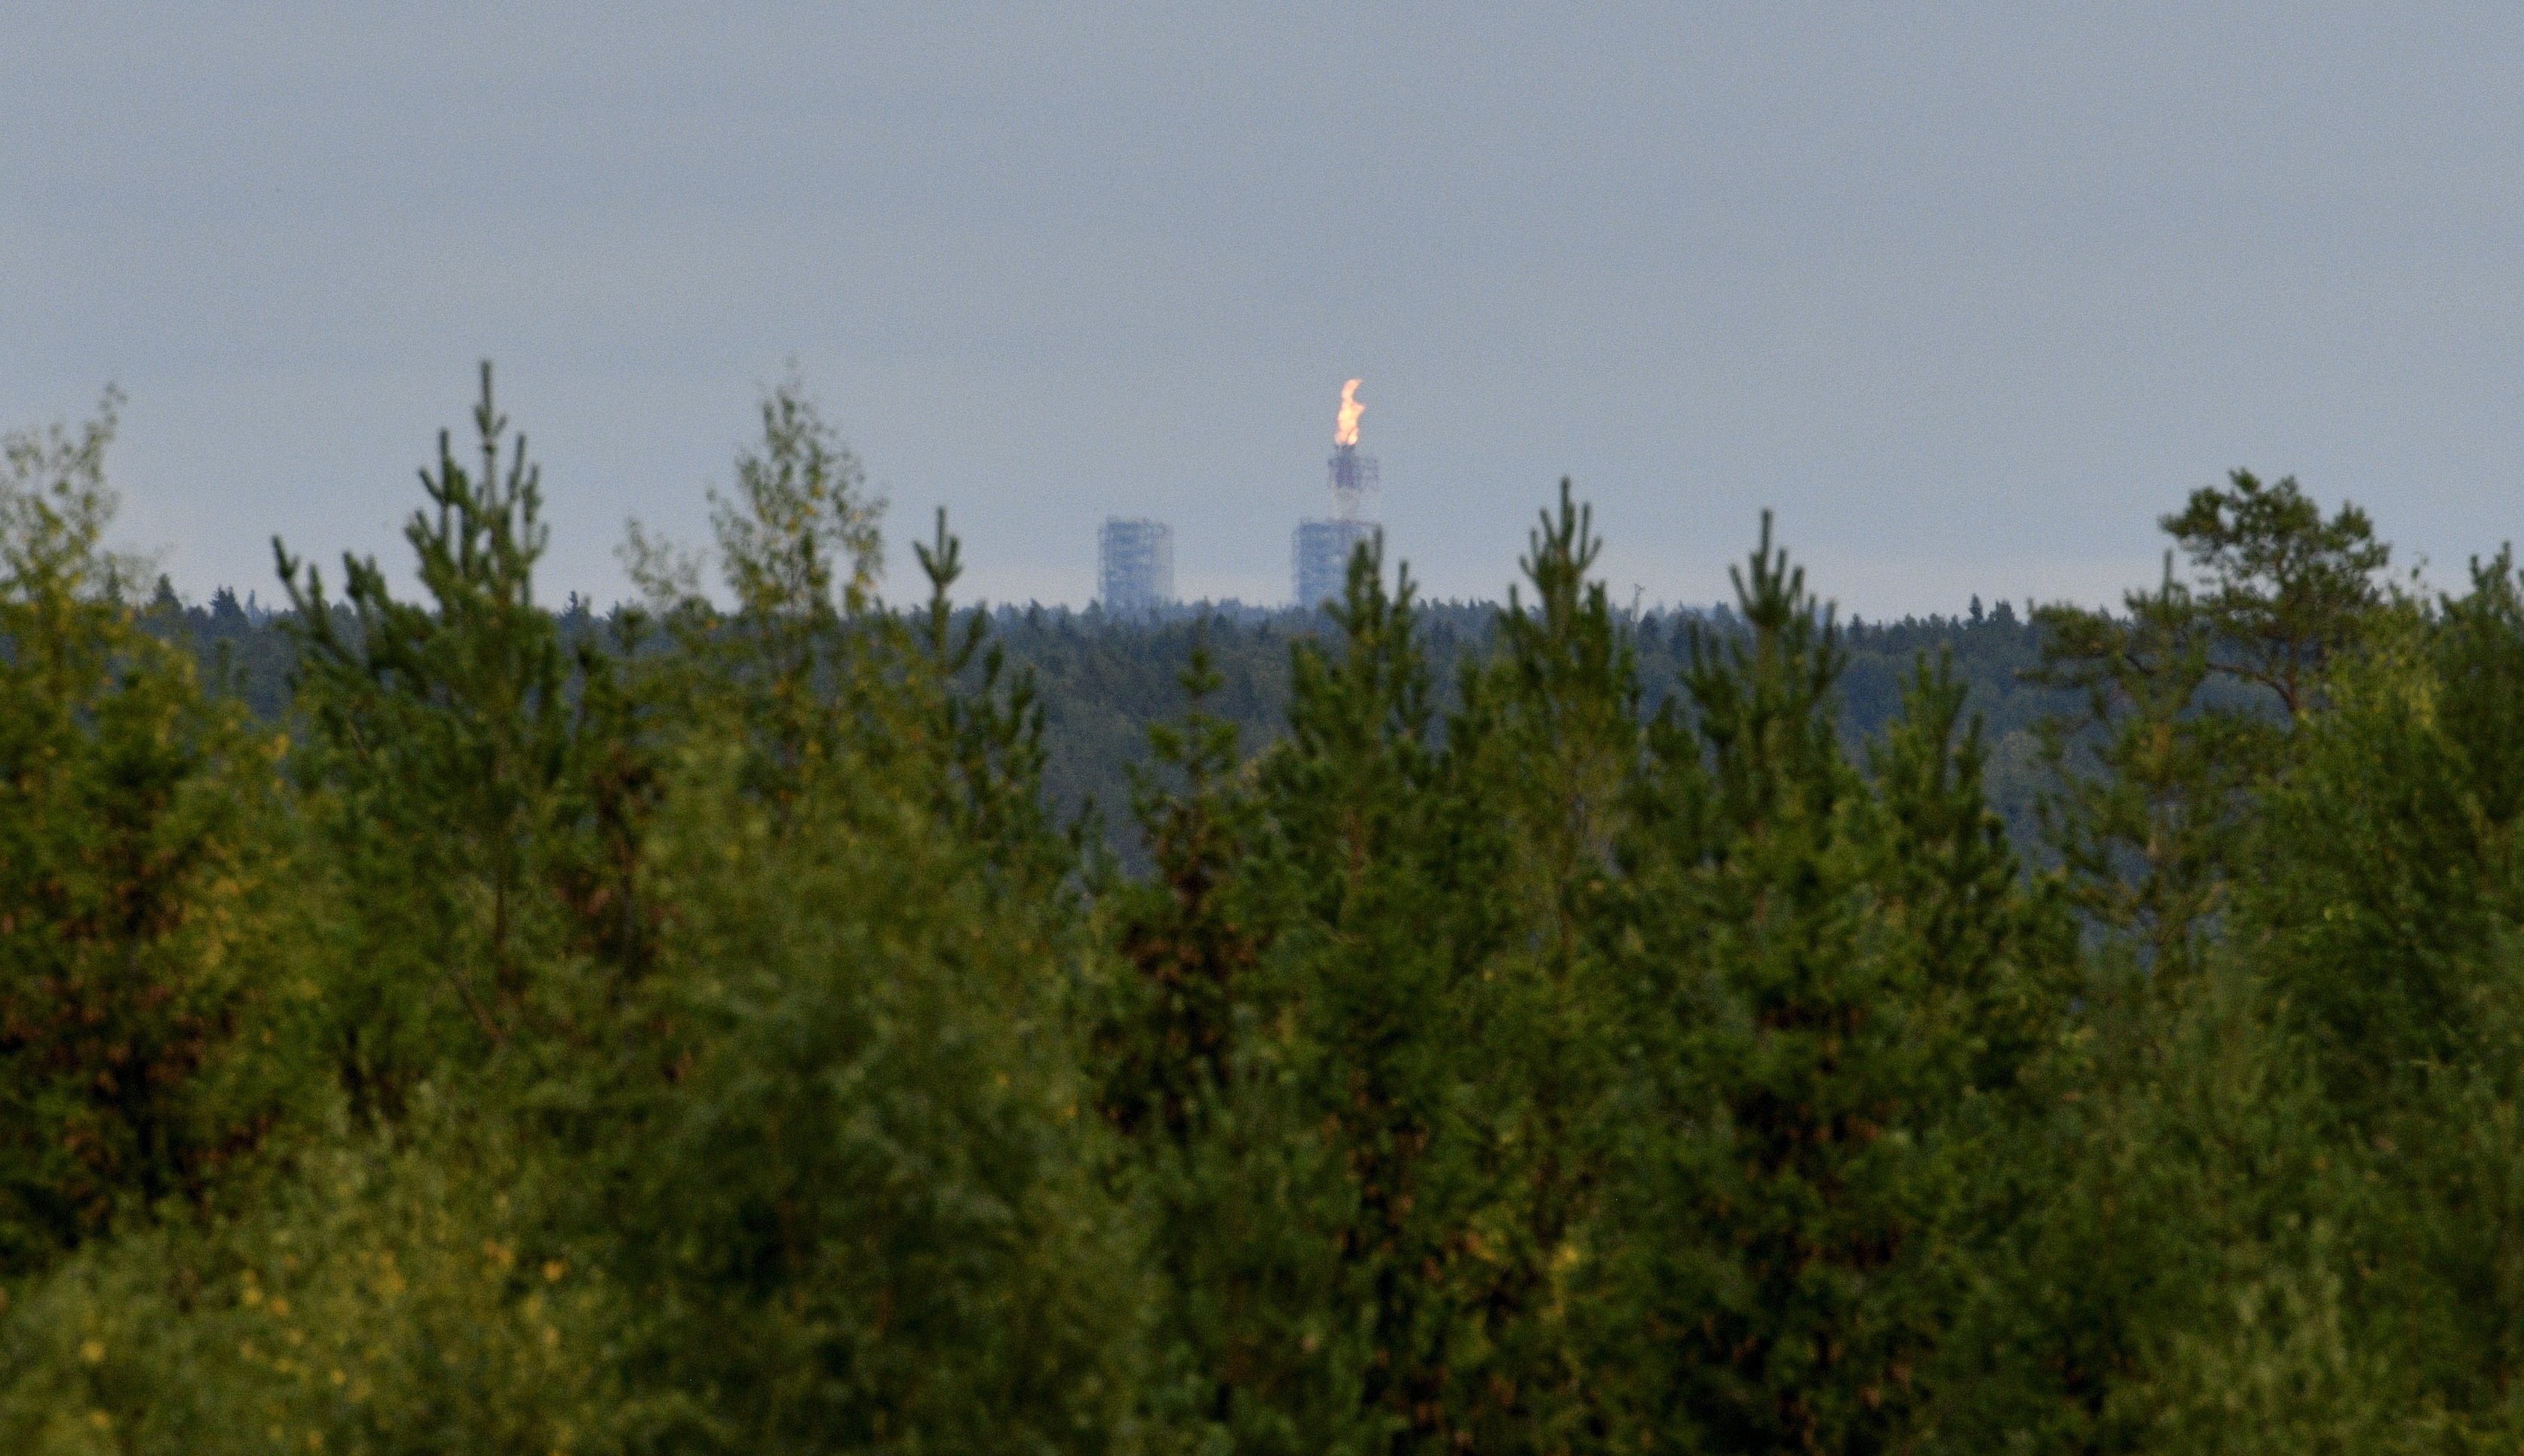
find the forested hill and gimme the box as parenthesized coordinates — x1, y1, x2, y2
(971, 599, 2068, 851)
(48, 379, 2524, 1449)
(147, 588, 2069, 852)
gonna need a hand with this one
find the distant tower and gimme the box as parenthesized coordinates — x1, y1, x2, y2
(1099, 517, 1173, 613)
(1294, 379, 1381, 608)
(1293, 520, 1378, 610)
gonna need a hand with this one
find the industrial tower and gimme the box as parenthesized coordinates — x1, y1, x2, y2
(1293, 379, 1380, 608)
(1098, 517, 1174, 614)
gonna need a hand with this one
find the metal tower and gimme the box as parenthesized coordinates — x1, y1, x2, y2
(1296, 380, 1382, 608)
(1098, 517, 1173, 613)
(1326, 440, 1379, 522)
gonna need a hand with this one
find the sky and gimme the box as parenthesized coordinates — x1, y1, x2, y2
(6, 4, 2520, 616)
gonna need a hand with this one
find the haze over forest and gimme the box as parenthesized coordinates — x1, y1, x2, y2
(9, 5, 2521, 615)
(14, 7, 2524, 1451)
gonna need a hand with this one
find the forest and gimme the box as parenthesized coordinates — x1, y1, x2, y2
(2, 367, 2512, 1453)
(144, 546, 2071, 868)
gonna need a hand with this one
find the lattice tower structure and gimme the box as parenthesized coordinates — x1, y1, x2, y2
(1327, 440, 1379, 521)
(1097, 517, 1173, 614)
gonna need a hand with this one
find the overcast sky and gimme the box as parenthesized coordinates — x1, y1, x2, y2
(8, 5, 2519, 615)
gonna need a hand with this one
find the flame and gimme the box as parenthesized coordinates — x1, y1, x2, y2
(1334, 378, 1364, 447)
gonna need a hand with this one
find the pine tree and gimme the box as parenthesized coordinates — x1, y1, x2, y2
(1417, 483, 1633, 1449)
(1102, 636, 1259, 1145)
(2161, 469, 2388, 719)
(2032, 559, 2264, 985)
(276, 363, 633, 1116)
(1596, 513, 2047, 1453)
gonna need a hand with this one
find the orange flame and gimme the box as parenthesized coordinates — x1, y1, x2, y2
(1334, 379, 1364, 446)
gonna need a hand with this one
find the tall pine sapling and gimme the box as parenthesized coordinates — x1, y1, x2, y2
(277, 363, 614, 1108)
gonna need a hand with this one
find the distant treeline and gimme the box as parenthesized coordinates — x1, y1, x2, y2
(148, 585, 2072, 858)
(9, 367, 2516, 1452)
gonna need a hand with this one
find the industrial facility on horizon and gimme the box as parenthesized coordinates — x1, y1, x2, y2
(1096, 379, 1382, 613)
(1096, 517, 1173, 615)
(1293, 377, 1379, 609)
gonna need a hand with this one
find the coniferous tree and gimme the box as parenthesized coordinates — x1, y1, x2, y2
(2161, 469, 2389, 719)
(1592, 513, 2069, 1453)
(2032, 560, 2263, 984)
(1102, 637, 1257, 1146)
(1607, 513, 1903, 1451)
(0, 395, 306, 1274)
(29, 372, 2524, 1453)
(278, 363, 636, 1114)
(1424, 485, 1633, 1449)
(578, 381, 1145, 1453)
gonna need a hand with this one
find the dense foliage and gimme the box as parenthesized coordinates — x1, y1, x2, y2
(5, 370, 2517, 1451)
(143, 569, 2069, 872)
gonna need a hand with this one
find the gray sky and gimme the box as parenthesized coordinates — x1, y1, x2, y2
(8, 4, 2520, 615)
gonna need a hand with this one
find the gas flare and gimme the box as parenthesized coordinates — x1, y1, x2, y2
(1334, 379, 1365, 447)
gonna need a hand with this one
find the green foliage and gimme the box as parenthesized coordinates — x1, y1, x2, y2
(125, 579, 2076, 868)
(2034, 470, 2391, 980)
(22, 370, 2524, 1452)
(0, 397, 307, 1276)
(2188, 559, 2524, 1443)
(277, 363, 640, 1117)
(2033, 560, 2267, 978)
(1099, 495, 2072, 1453)
(1587, 514, 2068, 1454)
(0, 1107, 617, 1455)
(579, 735, 1148, 1454)
(708, 376, 883, 621)
(2161, 468, 2390, 718)
(624, 375, 886, 802)
(1099, 637, 1257, 1145)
